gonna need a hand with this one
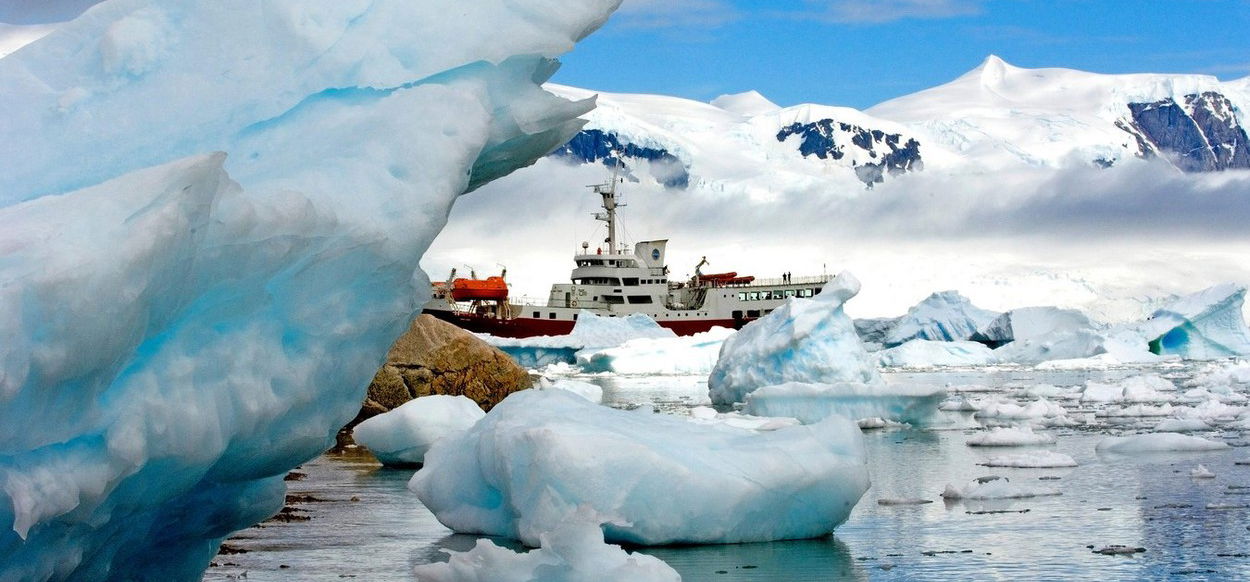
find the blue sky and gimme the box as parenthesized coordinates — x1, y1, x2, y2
(554, 0, 1250, 109)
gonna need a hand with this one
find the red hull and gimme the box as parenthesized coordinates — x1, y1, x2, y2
(426, 310, 747, 338)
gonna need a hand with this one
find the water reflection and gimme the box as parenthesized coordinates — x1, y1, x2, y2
(643, 536, 866, 582)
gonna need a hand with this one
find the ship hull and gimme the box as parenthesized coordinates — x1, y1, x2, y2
(424, 308, 743, 338)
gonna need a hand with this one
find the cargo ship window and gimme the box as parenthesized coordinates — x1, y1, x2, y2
(603, 296, 624, 305)
(572, 277, 621, 286)
(623, 278, 639, 286)
(785, 289, 796, 297)
(748, 291, 759, 301)
(532, 311, 540, 318)
(549, 313, 556, 319)
(737, 292, 746, 301)
(627, 296, 653, 304)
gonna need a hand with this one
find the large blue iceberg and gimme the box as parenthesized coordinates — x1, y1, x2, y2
(0, 0, 620, 579)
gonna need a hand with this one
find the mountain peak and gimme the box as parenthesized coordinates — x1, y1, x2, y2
(710, 90, 780, 116)
(975, 54, 1017, 86)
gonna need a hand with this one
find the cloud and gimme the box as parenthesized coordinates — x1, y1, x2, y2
(614, 0, 740, 30)
(804, 0, 984, 24)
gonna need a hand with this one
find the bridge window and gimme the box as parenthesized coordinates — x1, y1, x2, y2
(785, 289, 796, 297)
(748, 291, 759, 301)
(623, 278, 639, 286)
(738, 292, 746, 301)
(603, 296, 624, 305)
(627, 295, 653, 304)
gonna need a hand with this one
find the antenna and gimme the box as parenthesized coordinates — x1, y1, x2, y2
(590, 163, 623, 255)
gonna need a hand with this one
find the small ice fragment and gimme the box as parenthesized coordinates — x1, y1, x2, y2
(877, 498, 934, 506)
(1191, 464, 1216, 479)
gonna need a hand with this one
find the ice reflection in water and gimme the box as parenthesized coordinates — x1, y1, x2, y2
(207, 363, 1250, 581)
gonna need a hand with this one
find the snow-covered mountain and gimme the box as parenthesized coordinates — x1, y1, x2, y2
(545, 56, 1250, 190)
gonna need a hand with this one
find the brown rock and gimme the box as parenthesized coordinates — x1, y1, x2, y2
(348, 314, 530, 428)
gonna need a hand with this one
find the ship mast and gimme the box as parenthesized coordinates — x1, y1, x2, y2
(591, 165, 624, 254)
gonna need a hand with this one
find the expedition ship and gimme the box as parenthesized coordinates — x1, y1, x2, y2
(422, 175, 831, 338)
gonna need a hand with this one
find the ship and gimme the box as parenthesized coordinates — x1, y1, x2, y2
(421, 174, 832, 338)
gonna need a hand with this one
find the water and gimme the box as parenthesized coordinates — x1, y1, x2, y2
(205, 363, 1250, 581)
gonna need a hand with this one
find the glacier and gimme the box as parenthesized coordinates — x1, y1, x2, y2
(0, 0, 620, 579)
(410, 389, 870, 547)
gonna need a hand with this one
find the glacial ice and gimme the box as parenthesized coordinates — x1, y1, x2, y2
(973, 398, 1069, 422)
(744, 382, 947, 425)
(874, 339, 997, 368)
(412, 508, 680, 582)
(0, 0, 620, 579)
(576, 326, 734, 374)
(1135, 283, 1250, 359)
(1095, 433, 1230, 454)
(709, 272, 881, 404)
(410, 389, 870, 547)
(883, 291, 999, 347)
(353, 396, 485, 467)
(487, 312, 675, 368)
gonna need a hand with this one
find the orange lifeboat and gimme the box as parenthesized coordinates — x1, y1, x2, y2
(451, 276, 509, 301)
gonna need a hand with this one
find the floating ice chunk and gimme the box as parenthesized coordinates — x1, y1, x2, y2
(1172, 399, 1247, 423)
(1190, 464, 1216, 479)
(972, 306, 1098, 346)
(877, 498, 934, 506)
(875, 340, 997, 368)
(966, 426, 1057, 447)
(940, 396, 982, 412)
(411, 390, 870, 546)
(1095, 433, 1230, 454)
(979, 451, 1078, 468)
(1136, 284, 1250, 359)
(941, 477, 1061, 500)
(1153, 418, 1211, 433)
(412, 508, 680, 582)
(354, 396, 485, 467)
(488, 312, 676, 368)
(974, 398, 1068, 421)
(1080, 375, 1176, 403)
(744, 382, 947, 425)
(709, 272, 880, 405)
(1186, 360, 1250, 391)
(576, 327, 734, 375)
(1096, 403, 1175, 417)
(537, 378, 604, 403)
(884, 291, 999, 347)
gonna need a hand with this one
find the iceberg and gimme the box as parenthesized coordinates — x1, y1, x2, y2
(972, 306, 1098, 347)
(576, 326, 734, 374)
(708, 272, 881, 405)
(410, 389, 869, 547)
(874, 339, 998, 368)
(487, 312, 676, 368)
(1136, 284, 1250, 359)
(0, 0, 620, 579)
(883, 291, 999, 347)
(353, 396, 485, 467)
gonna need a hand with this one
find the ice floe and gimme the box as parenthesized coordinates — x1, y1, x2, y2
(966, 426, 1057, 447)
(354, 396, 485, 467)
(979, 451, 1078, 468)
(410, 389, 869, 546)
(1095, 433, 1230, 454)
(941, 477, 1061, 499)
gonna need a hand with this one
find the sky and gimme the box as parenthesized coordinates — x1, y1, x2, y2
(554, 0, 1250, 109)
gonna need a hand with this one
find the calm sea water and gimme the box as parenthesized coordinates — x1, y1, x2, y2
(205, 364, 1250, 581)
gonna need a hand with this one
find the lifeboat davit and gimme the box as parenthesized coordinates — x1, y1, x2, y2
(451, 276, 509, 301)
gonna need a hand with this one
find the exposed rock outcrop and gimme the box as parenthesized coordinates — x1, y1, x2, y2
(352, 315, 531, 427)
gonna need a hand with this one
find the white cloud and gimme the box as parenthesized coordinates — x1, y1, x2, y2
(615, 0, 739, 29)
(807, 0, 984, 23)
